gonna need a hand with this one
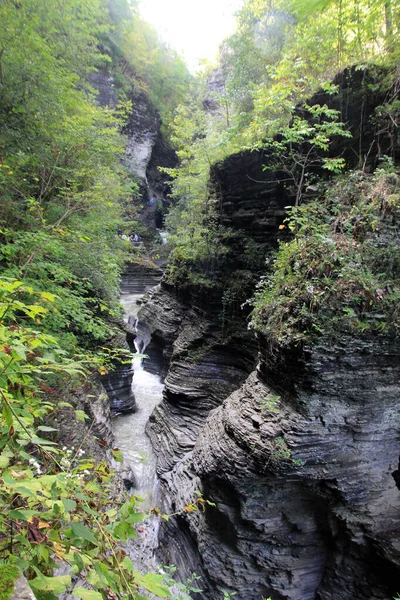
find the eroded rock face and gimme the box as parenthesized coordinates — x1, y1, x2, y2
(140, 283, 257, 474)
(101, 328, 137, 415)
(90, 67, 117, 108)
(137, 66, 400, 599)
(123, 91, 161, 184)
(153, 337, 400, 600)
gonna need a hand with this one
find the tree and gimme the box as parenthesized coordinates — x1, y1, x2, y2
(262, 103, 352, 205)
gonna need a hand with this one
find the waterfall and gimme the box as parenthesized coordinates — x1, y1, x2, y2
(113, 288, 164, 507)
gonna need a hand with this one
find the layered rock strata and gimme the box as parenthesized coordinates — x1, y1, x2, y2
(139, 67, 400, 599)
(161, 337, 400, 600)
(141, 284, 257, 474)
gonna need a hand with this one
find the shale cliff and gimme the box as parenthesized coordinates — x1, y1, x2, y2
(139, 67, 400, 599)
(91, 67, 176, 213)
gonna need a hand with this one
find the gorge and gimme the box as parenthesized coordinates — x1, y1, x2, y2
(105, 65, 400, 599)
(1, 1, 400, 599)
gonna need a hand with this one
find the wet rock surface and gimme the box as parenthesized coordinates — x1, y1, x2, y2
(123, 91, 161, 185)
(139, 283, 256, 474)
(89, 67, 117, 108)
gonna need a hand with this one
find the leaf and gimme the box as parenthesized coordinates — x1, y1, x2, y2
(121, 556, 134, 572)
(2, 405, 13, 428)
(9, 509, 41, 521)
(30, 574, 71, 593)
(111, 448, 123, 463)
(37, 426, 58, 432)
(72, 588, 103, 600)
(0, 455, 10, 469)
(31, 436, 57, 446)
(40, 292, 56, 302)
(132, 570, 170, 598)
(71, 522, 98, 545)
(112, 521, 136, 542)
(61, 498, 76, 512)
(86, 570, 106, 589)
(75, 410, 89, 422)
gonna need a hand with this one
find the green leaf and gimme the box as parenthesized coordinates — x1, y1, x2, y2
(75, 410, 89, 422)
(86, 570, 106, 589)
(0, 455, 10, 469)
(71, 522, 98, 545)
(37, 426, 58, 432)
(112, 521, 136, 542)
(9, 509, 41, 520)
(2, 405, 13, 428)
(61, 498, 77, 512)
(30, 574, 71, 593)
(111, 448, 123, 463)
(132, 570, 170, 598)
(31, 436, 57, 446)
(73, 588, 103, 600)
(40, 292, 56, 302)
(121, 556, 134, 572)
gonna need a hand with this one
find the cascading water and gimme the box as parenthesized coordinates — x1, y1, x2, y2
(113, 290, 164, 507)
(111, 273, 166, 566)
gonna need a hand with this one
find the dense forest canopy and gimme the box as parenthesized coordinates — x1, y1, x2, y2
(0, 1, 192, 597)
(163, 0, 399, 293)
(0, 0, 399, 597)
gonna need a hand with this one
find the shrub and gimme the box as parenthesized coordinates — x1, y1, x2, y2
(251, 161, 400, 347)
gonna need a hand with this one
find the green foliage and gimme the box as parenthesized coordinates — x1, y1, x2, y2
(271, 437, 292, 462)
(262, 103, 352, 205)
(161, 82, 240, 288)
(260, 394, 281, 416)
(161, 566, 202, 599)
(0, 280, 217, 599)
(161, 0, 399, 292)
(104, 1, 191, 137)
(251, 162, 400, 347)
(245, 0, 399, 143)
(0, 0, 133, 350)
(0, 564, 20, 600)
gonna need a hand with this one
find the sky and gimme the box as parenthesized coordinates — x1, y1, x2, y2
(138, 0, 243, 71)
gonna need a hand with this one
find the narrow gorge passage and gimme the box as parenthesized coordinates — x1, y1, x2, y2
(113, 273, 164, 507)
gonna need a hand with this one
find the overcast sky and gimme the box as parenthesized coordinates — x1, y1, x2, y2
(138, 0, 243, 71)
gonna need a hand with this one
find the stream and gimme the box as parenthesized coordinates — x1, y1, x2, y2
(113, 289, 164, 507)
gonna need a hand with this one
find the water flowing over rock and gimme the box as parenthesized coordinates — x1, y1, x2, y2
(141, 283, 257, 474)
(141, 295, 400, 600)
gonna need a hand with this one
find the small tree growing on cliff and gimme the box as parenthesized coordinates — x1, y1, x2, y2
(262, 103, 352, 205)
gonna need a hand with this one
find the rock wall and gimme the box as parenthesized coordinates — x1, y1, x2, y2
(123, 91, 161, 186)
(187, 338, 400, 599)
(138, 67, 400, 599)
(90, 67, 117, 108)
(141, 277, 400, 600)
(141, 283, 257, 474)
(91, 69, 177, 222)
